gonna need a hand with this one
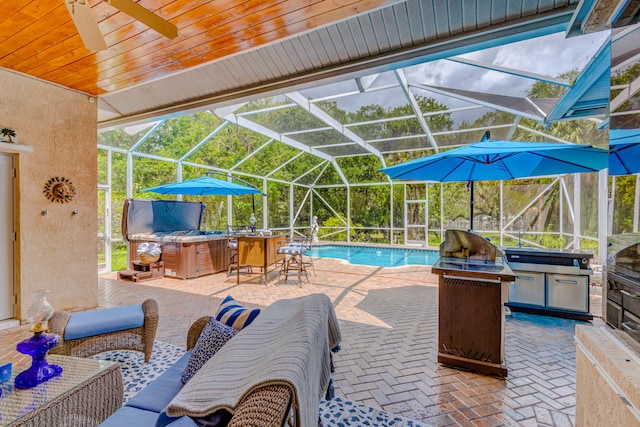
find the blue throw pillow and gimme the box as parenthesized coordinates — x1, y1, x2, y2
(215, 295, 260, 331)
(181, 318, 237, 384)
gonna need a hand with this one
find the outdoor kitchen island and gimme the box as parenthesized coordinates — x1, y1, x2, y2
(504, 247, 594, 321)
(433, 230, 515, 377)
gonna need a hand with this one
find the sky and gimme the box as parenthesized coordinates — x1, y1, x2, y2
(406, 30, 611, 98)
(298, 29, 612, 126)
(127, 29, 612, 136)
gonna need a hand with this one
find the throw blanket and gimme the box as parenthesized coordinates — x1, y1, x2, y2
(166, 293, 342, 427)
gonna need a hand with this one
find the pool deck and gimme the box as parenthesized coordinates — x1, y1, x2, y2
(0, 257, 603, 426)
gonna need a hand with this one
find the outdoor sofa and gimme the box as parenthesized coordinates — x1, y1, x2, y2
(99, 294, 342, 427)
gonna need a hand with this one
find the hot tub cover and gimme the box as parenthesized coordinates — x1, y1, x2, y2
(122, 199, 205, 241)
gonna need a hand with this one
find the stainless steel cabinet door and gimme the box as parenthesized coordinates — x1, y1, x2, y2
(509, 271, 545, 307)
(547, 273, 589, 312)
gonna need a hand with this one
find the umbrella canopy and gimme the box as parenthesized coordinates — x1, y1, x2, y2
(142, 175, 262, 196)
(380, 132, 608, 229)
(381, 137, 608, 182)
(609, 129, 640, 176)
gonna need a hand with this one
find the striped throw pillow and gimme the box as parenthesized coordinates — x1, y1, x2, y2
(215, 295, 260, 331)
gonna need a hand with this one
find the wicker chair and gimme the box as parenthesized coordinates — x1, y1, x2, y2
(187, 316, 294, 427)
(49, 298, 159, 362)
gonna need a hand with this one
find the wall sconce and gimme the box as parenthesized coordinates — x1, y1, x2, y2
(41, 210, 48, 217)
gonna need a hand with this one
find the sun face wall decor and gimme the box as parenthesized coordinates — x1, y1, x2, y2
(43, 177, 76, 204)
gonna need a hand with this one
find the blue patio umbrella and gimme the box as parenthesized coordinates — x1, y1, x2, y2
(142, 173, 263, 211)
(609, 129, 640, 176)
(380, 132, 608, 229)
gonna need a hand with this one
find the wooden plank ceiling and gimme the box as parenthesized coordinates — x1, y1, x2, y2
(1, 0, 584, 126)
(1, 0, 397, 95)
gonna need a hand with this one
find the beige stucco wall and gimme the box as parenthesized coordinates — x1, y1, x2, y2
(575, 324, 640, 426)
(0, 68, 98, 319)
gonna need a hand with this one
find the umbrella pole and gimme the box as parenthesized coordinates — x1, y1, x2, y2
(469, 181, 474, 231)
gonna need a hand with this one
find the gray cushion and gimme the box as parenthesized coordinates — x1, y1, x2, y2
(181, 318, 237, 384)
(125, 353, 191, 413)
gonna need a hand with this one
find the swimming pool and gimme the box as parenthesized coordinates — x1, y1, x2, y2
(306, 244, 439, 267)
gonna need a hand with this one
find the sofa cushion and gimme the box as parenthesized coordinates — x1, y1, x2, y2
(98, 406, 159, 426)
(65, 304, 145, 340)
(182, 318, 237, 384)
(215, 295, 260, 331)
(126, 352, 191, 413)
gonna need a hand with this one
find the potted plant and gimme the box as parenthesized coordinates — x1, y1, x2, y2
(0, 127, 16, 143)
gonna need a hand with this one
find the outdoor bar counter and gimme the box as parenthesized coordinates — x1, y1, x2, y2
(235, 234, 286, 284)
(432, 230, 515, 377)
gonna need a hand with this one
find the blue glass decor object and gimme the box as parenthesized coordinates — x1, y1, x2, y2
(14, 332, 62, 390)
(0, 361, 12, 398)
(0, 362, 11, 383)
(14, 290, 62, 390)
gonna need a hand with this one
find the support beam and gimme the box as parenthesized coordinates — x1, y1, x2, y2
(574, 173, 581, 251)
(285, 91, 386, 166)
(394, 69, 439, 153)
(446, 57, 572, 87)
(598, 169, 608, 264)
(220, 111, 335, 162)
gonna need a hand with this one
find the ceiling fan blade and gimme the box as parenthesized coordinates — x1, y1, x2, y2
(106, 0, 178, 39)
(64, 1, 108, 51)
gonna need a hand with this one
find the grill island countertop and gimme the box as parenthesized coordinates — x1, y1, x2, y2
(432, 257, 514, 280)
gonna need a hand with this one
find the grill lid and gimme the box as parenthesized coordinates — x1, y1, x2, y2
(608, 233, 640, 280)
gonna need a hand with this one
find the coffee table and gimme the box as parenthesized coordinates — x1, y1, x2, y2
(0, 355, 122, 426)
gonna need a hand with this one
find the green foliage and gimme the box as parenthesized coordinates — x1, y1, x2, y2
(98, 78, 605, 269)
(318, 214, 355, 241)
(611, 175, 637, 234)
(528, 70, 579, 99)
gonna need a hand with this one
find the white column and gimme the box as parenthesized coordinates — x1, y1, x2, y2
(263, 178, 268, 229)
(573, 173, 581, 251)
(346, 185, 351, 242)
(404, 184, 408, 246)
(289, 184, 294, 237)
(425, 183, 429, 247)
(499, 181, 504, 246)
(390, 183, 394, 245)
(598, 169, 608, 264)
(126, 152, 133, 198)
(635, 175, 640, 233)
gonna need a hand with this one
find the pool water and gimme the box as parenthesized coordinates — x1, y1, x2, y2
(306, 245, 439, 267)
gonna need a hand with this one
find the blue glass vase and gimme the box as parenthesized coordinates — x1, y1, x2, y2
(14, 332, 63, 390)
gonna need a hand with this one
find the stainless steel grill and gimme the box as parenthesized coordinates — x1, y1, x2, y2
(606, 233, 640, 342)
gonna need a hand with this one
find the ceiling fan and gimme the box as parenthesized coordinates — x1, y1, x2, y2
(64, 0, 178, 51)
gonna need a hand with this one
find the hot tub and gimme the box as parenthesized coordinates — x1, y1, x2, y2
(122, 199, 229, 279)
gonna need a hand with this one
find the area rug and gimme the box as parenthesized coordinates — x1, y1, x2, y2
(91, 341, 428, 427)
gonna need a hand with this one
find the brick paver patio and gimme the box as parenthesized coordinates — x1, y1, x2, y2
(0, 257, 603, 426)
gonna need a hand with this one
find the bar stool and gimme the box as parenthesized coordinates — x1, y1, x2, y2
(277, 235, 311, 284)
(227, 236, 252, 275)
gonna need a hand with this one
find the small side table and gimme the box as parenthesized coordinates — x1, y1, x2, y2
(118, 261, 165, 282)
(0, 355, 122, 426)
